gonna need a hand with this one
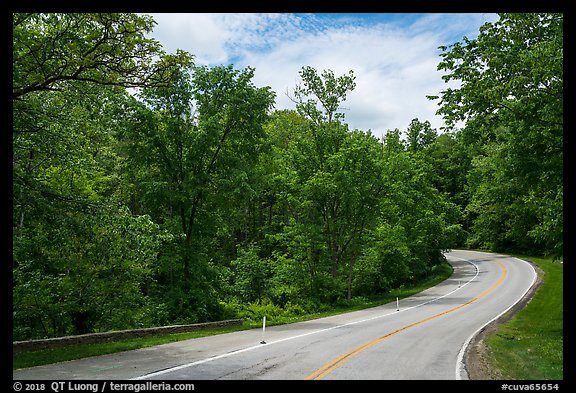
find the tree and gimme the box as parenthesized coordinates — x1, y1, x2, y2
(429, 13, 563, 258)
(12, 13, 191, 338)
(13, 206, 166, 338)
(13, 12, 191, 237)
(292, 66, 356, 126)
(230, 244, 270, 303)
(271, 67, 389, 300)
(331, 130, 386, 299)
(119, 65, 275, 321)
(13, 12, 192, 206)
(424, 131, 475, 210)
(379, 148, 463, 281)
(429, 13, 562, 130)
(12, 13, 191, 100)
(406, 118, 437, 153)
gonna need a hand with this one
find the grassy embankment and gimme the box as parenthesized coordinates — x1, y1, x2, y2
(13, 262, 453, 369)
(483, 254, 563, 380)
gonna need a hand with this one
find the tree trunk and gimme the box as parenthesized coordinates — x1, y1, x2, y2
(347, 250, 357, 301)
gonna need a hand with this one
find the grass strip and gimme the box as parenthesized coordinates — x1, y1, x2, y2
(485, 254, 563, 380)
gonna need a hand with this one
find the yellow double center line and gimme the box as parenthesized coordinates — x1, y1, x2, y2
(305, 261, 507, 380)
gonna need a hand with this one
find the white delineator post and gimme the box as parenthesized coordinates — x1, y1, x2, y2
(396, 297, 399, 311)
(260, 316, 266, 344)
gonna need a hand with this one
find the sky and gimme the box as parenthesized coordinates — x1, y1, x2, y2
(145, 13, 500, 139)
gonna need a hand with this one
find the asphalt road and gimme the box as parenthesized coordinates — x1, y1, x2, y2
(13, 250, 537, 380)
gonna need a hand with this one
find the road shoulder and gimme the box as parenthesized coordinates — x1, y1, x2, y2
(464, 259, 544, 380)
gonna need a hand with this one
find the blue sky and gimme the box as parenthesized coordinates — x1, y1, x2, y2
(146, 13, 499, 138)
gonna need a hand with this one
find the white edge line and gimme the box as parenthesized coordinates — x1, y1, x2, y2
(454, 254, 538, 380)
(132, 256, 479, 380)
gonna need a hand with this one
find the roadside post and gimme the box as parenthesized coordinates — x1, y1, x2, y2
(260, 316, 266, 344)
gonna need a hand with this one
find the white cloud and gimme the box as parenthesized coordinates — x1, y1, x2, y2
(241, 18, 450, 137)
(146, 13, 496, 138)
(149, 13, 230, 64)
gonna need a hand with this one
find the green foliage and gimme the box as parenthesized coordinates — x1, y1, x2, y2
(430, 13, 562, 258)
(230, 244, 270, 303)
(293, 66, 356, 125)
(13, 206, 167, 339)
(12, 13, 192, 99)
(406, 118, 437, 152)
(13, 12, 560, 342)
(13, 13, 191, 340)
(352, 223, 412, 296)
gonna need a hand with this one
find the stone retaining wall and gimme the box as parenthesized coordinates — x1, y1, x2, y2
(13, 319, 243, 353)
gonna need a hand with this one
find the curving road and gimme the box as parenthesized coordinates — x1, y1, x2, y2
(13, 250, 537, 380)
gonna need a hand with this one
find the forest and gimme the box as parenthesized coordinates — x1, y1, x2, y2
(12, 13, 563, 340)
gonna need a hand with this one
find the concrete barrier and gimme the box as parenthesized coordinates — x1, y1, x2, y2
(13, 319, 243, 353)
